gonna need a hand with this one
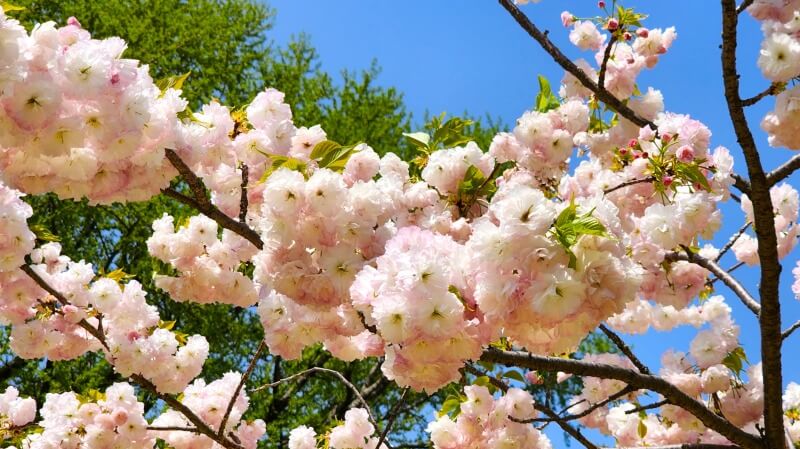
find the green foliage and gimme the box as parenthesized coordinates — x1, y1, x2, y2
(550, 198, 610, 269)
(535, 75, 561, 113)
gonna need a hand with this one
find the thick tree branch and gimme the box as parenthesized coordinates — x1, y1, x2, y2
(497, 0, 657, 130)
(721, 2, 784, 447)
(480, 348, 762, 449)
(163, 149, 263, 250)
(665, 250, 760, 315)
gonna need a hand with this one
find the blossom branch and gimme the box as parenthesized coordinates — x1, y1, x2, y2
(162, 149, 264, 250)
(218, 340, 266, 438)
(721, 2, 784, 446)
(535, 403, 600, 449)
(599, 324, 651, 374)
(375, 387, 409, 449)
(480, 348, 762, 449)
(598, 34, 619, 91)
(497, 0, 657, 130)
(665, 249, 760, 315)
(21, 264, 243, 449)
(624, 399, 670, 414)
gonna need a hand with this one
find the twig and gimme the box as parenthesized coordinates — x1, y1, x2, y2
(604, 177, 656, 195)
(707, 261, 746, 285)
(148, 426, 199, 432)
(218, 341, 266, 437)
(238, 164, 249, 223)
(737, 0, 754, 14)
(742, 83, 782, 107)
(782, 320, 800, 341)
(598, 34, 618, 91)
(624, 399, 670, 414)
(253, 367, 379, 429)
(715, 222, 751, 263)
(599, 324, 650, 374)
(535, 403, 600, 449)
(665, 249, 760, 316)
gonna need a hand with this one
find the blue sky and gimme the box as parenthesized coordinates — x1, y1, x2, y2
(265, 1, 799, 446)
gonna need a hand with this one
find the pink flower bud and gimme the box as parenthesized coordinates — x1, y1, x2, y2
(636, 28, 649, 38)
(676, 145, 695, 162)
(619, 148, 628, 155)
(62, 305, 83, 324)
(607, 18, 619, 30)
(557, 372, 573, 383)
(561, 11, 575, 27)
(598, 1, 606, 8)
(626, 57, 636, 64)
(111, 408, 129, 426)
(525, 371, 543, 384)
(628, 138, 638, 147)
(624, 32, 632, 41)
(641, 152, 649, 159)
(663, 175, 674, 186)
(67, 17, 82, 28)
(96, 413, 116, 430)
(661, 133, 672, 144)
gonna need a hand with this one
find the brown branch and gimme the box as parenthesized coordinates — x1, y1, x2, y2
(742, 83, 782, 107)
(218, 341, 266, 437)
(731, 174, 751, 195)
(604, 177, 656, 195)
(163, 149, 263, 250)
(782, 320, 800, 341)
(238, 164, 249, 223)
(480, 348, 762, 449)
(527, 385, 635, 424)
(376, 388, 409, 449)
(707, 260, 746, 286)
(608, 446, 742, 449)
(599, 324, 650, 374)
(737, 0, 755, 14)
(536, 403, 599, 449)
(766, 153, 800, 187)
(715, 222, 751, 263)
(624, 399, 670, 414)
(665, 250, 760, 315)
(721, 2, 784, 447)
(497, 0, 657, 130)
(148, 426, 199, 432)
(598, 34, 618, 91)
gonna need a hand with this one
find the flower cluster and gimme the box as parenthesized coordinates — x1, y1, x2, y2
(2, 243, 207, 394)
(0, 12, 184, 204)
(288, 408, 385, 449)
(0, 386, 36, 429)
(151, 372, 266, 449)
(426, 386, 552, 449)
(147, 214, 259, 306)
(21, 383, 152, 449)
(351, 226, 490, 392)
(0, 181, 35, 273)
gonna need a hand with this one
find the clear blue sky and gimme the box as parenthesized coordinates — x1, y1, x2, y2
(264, 1, 799, 446)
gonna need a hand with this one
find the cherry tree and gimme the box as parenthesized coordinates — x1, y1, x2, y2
(1, 0, 800, 448)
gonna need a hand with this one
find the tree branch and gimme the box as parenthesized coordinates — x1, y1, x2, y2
(721, 3, 784, 447)
(599, 324, 650, 374)
(163, 149, 263, 250)
(766, 153, 800, 187)
(715, 222, 751, 263)
(376, 388, 409, 449)
(238, 163, 249, 223)
(665, 249, 760, 315)
(480, 348, 762, 449)
(218, 341, 266, 437)
(741, 82, 782, 107)
(497, 0, 657, 130)
(604, 177, 656, 195)
(782, 320, 800, 341)
(536, 402, 600, 449)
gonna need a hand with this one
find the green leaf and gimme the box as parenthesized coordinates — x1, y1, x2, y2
(637, 419, 648, 439)
(318, 142, 360, 171)
(104, 268, 135, 284)
(722, 347, 748, 378)
(549, 199, 609, 269)
(535, 75, 561, 113)
(257, 153, 308, 182)
(438, 395, 463, 419)
(501, 370, 526, 383)
(457, 165, 487, 198)
(29, 224, 60, 242)
(156, 72, 191, 95)
(472, 375, 498, 393)
(158, 320, 176, 331)
(309, 140, 342, 161)
(403, 132, 431, 151)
